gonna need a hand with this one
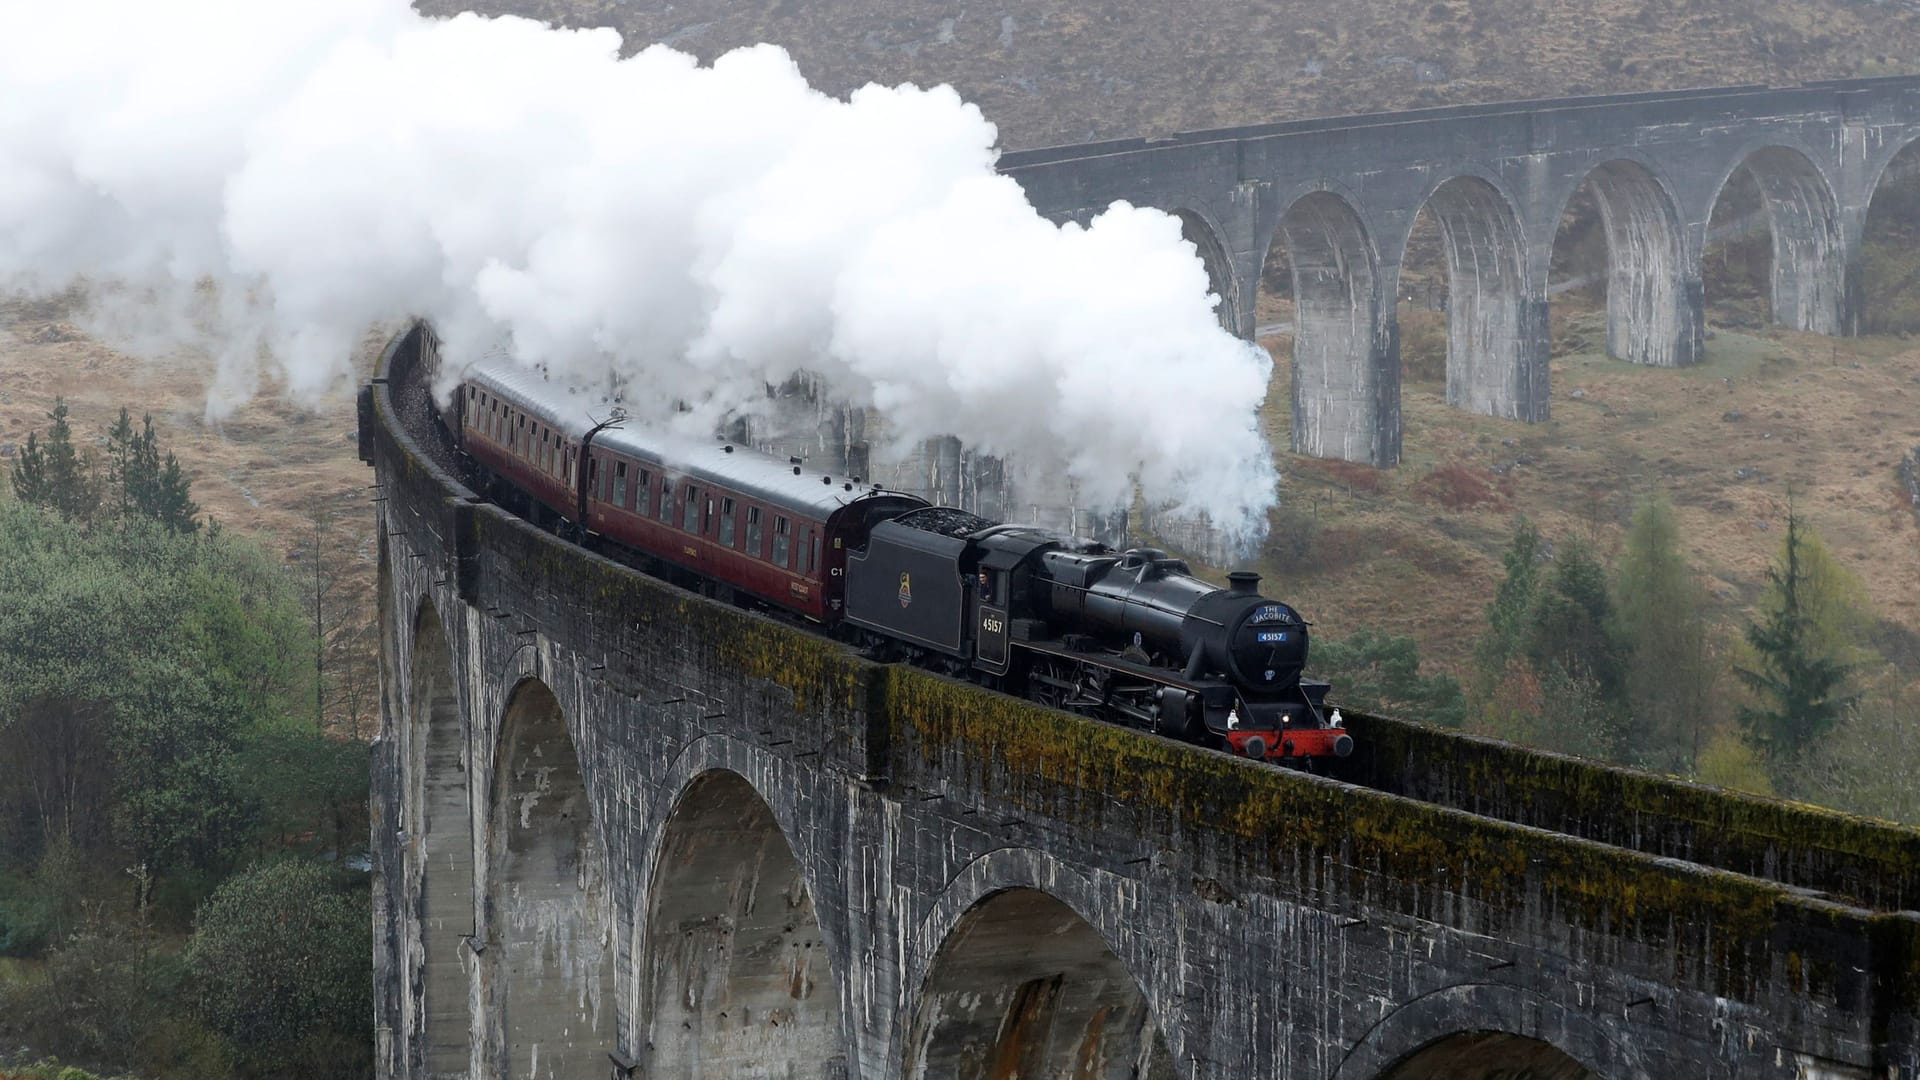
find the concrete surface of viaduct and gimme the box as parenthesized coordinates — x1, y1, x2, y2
(362, 323, 1920, 1079)
(999, 76, 1920, 466)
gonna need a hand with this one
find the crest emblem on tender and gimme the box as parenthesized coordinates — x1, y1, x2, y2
(898, 572, 913, 608)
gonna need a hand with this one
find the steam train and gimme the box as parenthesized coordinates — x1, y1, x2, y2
(443, 359, 1350, 762)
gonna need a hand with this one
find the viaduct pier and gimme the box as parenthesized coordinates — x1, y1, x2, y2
(363, 319, 1920, 1079)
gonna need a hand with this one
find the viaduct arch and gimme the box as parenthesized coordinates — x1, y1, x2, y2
(1001, 76, 1920, 465)
(364, 318, 1920, 1080)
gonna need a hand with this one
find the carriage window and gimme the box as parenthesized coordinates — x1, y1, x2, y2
(659, 479, 674, 523)
(636, 469, 652, 516)
(682, 486, 700, 532)
(719, 498, 736, 547)
(800, 531, 816, 574)
(566, 449, 576, 486)
(612, 461, 628, 508)
(745, 506, 763, 556)
(585, 455, 597, 497)
(772, 517, 791, 567)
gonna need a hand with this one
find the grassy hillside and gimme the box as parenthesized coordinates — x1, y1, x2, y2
(423, 0, 1920, 147)
(1255, 313, 1920, 676)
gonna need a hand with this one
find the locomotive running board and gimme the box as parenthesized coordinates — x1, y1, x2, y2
(1013, 638, 1227, 698)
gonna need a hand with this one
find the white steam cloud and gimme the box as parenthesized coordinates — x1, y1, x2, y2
(0, 0, 1278, 535)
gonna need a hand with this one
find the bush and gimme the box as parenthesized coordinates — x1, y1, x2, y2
(1310, 628, 1466, 727)
(0, 917, 226, 1080)
(0, 842, 87, 958)
(1695, 729, 1774, 796)
(189, 862, 370, 1080)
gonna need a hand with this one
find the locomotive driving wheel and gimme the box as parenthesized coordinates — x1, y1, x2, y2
(1025, 655, 1075, 711)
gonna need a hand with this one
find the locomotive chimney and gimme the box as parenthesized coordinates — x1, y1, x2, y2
(1227, 570, 1261, 596)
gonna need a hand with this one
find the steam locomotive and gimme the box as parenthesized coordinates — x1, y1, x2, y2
(445, 359, 1350, 762)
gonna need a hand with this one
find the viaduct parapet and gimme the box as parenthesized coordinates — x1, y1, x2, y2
(1000, 77, 1920, 466)
(363, 320, 1920, 1079)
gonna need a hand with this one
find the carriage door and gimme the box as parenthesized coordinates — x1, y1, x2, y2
(975, 568, 1009, 674)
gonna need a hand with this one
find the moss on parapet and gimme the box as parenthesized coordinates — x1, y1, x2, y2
(1339, 712, 1920, 912)
(883, 664, 1898, 1003)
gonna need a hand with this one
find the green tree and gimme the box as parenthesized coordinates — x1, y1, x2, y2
(1471, 521, 1628, 759)
(1311, 628, 1466, 727)
(9, 398, 98, 524)
(105, 407, 139, 517)
(10, 430, 48, 507)
(1612, 491, 1717, 772)
(237, 726, 370, 861)
(1522, 536, 1623, 700)
(0, 505, 315, 879)
(189, 862, 371, 1079)
(104, 408, 198, 533)
(1473, 517, 1544, 697)
(1736, 509, 1857, 772)
(149, 449, 200, 533)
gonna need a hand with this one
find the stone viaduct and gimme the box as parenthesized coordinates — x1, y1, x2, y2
(363, 313, 1920, 1079)
(999, 76, 1920, 466)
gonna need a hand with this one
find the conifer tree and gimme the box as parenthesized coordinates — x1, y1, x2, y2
(104, 408, 198, 533)
(1736, 508, 1855, 769)
(1474, 517, 1542, 694)
(10, 431, 47, 507)
(105, 407, 138, 516)
(1524, 536, 1623, 697)
(9, 398, 97, 523)
(150, 449, 200, 534)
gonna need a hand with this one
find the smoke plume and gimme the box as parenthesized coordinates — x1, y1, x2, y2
(0, 0, 1278, 536)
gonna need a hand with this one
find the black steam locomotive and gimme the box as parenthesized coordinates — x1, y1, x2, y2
(447, 359, 1349, 762)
